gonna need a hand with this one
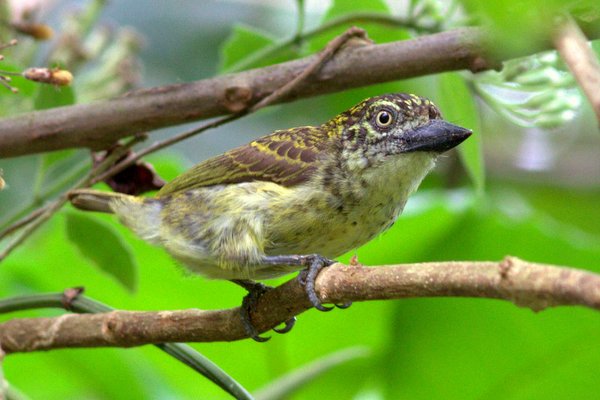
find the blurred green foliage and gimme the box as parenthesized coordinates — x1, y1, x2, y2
(1, 0, 600, 399)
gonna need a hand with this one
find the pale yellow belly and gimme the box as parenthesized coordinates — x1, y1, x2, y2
(143, 180, 409, 280)
(263, 186, 406, 259)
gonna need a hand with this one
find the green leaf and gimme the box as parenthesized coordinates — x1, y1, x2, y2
(65, 212, 137, 292)
(33, 84, 75, 110)
(436, 72, 485, 194)
(219, 23, 298, 73)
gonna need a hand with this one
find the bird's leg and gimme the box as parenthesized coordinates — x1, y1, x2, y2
(230, 279, 296, 342)
(261, 254, 352, 311)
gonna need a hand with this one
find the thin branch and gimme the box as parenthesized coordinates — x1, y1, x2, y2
(0, 135, 145, 261)
(92, 27, 368, 184)
(553, 14, 600, 126)
(0, 200, 64, 261)
(0, 207, 47, 241)
(0, 292, 253, 400)
(225, 11, 437, 73)
(0, 27, 509, 158)
(1, 256, 599, 354)
(89, 116, 240, 185)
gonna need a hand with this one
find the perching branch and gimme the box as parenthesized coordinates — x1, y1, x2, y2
(1, 256, 600, 354)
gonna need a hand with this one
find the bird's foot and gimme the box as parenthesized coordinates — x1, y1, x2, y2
(231, 279, 296, 342)
(297, 255, 353, 311)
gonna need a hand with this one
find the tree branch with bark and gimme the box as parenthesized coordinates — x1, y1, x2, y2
(3, 24, 599, 158)
(1, 5, 599, 399)
(1, 257, 599, 354)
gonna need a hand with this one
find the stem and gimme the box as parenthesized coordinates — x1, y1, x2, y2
(226, 11, 437, 73)
(94, 27, 367, 185)
(0, 136, 143, 262)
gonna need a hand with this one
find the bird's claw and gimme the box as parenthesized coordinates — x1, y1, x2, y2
(239, 283, 271, 342)
(273, 316, 297, 334)
(298, 254, 349, 312)
(336, 301, 352, 309)
(238, 281, 297, 342)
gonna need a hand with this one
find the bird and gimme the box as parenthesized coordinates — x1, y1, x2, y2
(69, 93, 471, 341)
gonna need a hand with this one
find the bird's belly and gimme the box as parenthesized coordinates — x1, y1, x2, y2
(156, 182, 406, 280)
(265, 189, 405, 258)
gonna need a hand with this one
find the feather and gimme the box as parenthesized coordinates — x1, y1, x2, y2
(157, 125, 339, 196)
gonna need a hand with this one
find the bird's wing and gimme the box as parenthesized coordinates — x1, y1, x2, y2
(157, 126, 337, 196)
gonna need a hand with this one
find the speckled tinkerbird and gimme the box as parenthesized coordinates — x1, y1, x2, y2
(69, 93, 471, 341)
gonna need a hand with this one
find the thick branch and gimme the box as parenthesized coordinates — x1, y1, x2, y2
(1, 257, 600, 354)
(2, 27, 497, 158)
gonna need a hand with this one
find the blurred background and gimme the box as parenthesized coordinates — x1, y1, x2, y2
(1, 0, 599, 399)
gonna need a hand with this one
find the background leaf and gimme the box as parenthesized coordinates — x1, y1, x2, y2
(33, 84, 75, 110)
(436, 72, 485, 194)
(65, 212, 137, 292)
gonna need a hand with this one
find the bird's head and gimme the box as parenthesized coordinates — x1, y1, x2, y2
(330, 93, 471, 173)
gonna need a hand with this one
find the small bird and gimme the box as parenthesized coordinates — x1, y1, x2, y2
(70, 93, 471, 341)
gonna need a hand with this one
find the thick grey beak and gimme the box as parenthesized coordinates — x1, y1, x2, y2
(402, 120, 472, 153)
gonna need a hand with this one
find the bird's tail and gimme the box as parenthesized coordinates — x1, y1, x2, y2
(69, 189, 162, 243)
(68, 189, 134, 213)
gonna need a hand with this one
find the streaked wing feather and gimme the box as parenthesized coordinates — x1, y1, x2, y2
(157, 126, 336, 196)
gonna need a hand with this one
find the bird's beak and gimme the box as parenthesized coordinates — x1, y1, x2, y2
(402, 120, 472, 153)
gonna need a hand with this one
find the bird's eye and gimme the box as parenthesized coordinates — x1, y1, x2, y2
(376, 110, 393, 127)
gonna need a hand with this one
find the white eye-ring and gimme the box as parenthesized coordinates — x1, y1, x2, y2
(376, 110, 393, 127)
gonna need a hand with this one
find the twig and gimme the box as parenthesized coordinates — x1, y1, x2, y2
(553, 14, 600, 126)
(92, 115, 242, 185)
(0, 200, 65, 262)
(0, 207, 48, 241)
(226, 12, 436, 73)
(93, 28, 368, 184)
(0, 135, 145, 262)
(249, 26, 368, 112)
(1, 256, 599, 353)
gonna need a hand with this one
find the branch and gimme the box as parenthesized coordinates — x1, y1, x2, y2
(0, 28, 366, 262)
(0, 27, 504, 158)
(553, 15, 600, 126)
(1, 256, 599, 354)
